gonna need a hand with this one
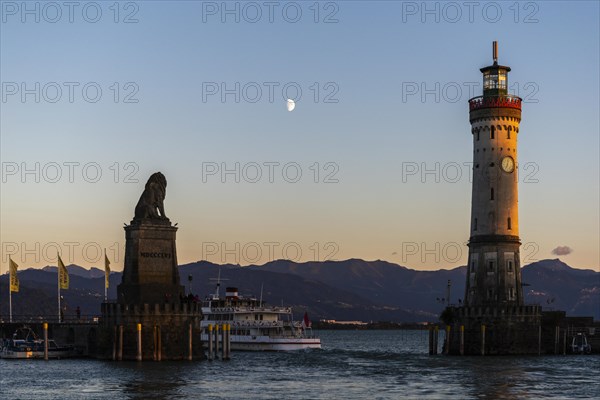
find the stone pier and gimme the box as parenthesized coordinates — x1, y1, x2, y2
(97, 302, 203, 360)
(443, 305, 542, 355)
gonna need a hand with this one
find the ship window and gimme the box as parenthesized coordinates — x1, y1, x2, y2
(507, 217, 512, 230)
(490, 188, 494, 200)
(491, 126, 495, 139)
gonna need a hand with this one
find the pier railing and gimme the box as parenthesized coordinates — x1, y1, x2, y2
(0, 315, 101, 324)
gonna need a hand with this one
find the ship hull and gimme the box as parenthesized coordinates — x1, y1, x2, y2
(200, 334, 321, 351)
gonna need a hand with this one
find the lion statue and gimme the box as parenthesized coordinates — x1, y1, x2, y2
(134, 172, 168, 221)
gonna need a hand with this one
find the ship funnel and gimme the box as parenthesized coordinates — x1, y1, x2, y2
(225, 287, 239, 299)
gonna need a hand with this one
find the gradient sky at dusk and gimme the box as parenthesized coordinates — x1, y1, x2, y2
(1, 1, 598, 272)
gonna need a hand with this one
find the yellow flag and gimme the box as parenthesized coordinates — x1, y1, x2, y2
(58, 254, 69, 290)
(104, 252, 111, 289)
(9, 257, 19, 293)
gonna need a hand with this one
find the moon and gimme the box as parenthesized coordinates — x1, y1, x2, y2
(286, 99, 296, 112)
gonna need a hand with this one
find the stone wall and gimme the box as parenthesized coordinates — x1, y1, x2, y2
(97, 302, 204, 360)
(443, 305, 542, 355)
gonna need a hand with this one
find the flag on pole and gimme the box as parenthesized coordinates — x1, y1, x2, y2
(58, 254, 69, 290)
(104, 251, 111, 289)
(302, 311, 312, 329)
(9, 257, 19, 293)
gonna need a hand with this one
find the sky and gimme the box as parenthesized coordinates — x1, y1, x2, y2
(1, 0, 599, 272)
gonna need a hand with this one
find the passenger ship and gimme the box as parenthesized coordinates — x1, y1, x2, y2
(199, 283, 321, 351)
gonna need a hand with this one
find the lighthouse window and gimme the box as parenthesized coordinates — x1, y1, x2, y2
(508, 287, 515, 300)
(477, 132, 480, 141)
(507, 131, 511, 139)
(474, 218, 478, 231)
(507, 217, 512, 230)
(498, 70, 507, 90)
(488, 260, 495, 272)
(490, 126, 495, 139)
(490, 188, 494, 200)
(507, 260, 514, 272)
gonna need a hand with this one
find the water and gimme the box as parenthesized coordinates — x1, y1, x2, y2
(1, 330, 598, 399)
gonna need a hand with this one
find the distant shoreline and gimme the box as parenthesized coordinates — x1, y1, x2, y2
(313, 321, 432, 330)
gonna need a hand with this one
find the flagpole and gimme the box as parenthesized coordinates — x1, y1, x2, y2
(104, 249, 107, 302)
(9, 283, 12, 323)
(104, 248, 108, 302)
(9, 256, 12, 323)
(58, 253, 61, 323)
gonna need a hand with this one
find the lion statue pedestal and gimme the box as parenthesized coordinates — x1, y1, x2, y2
(117, 172, 185, 305)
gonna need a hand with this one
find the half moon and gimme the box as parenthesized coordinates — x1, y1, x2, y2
(286, 99, 296, 112)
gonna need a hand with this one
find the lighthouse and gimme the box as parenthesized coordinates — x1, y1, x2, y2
(464, 41, 524, 307)
(441, 42, 543, 356)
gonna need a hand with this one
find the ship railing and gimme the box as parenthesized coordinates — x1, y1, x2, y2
(210, 306, 291, 313)
(227, 320, 283, 328)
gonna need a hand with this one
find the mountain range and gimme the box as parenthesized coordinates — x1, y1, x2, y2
(1, 258, 598, 322)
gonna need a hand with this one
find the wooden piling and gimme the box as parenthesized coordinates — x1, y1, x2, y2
(554, 326, 559, 355)
(214, 324, 220, 360)
(221, 324, 226, 359)
(153, 326, 157, 361)
(433, 326, 439, 355)
(563, 328, 567, 355)
(43, 322, 49, 361)
(223, 324, 228, 360)
(459, 325, 464, 356)
(444, 325, 451, 355)
(208, 324, 214, 360)
(157, 326, 162, 361)
(188, 323, 193, 361)
(537, 325, 542, 356)
(117, 325, 123, 361)
(225, 324, 231, 360)
(136, 323, 142, 361)
(428, 326, 434, 355)
(112, 326, 117, 361)
(481, 324, 486, 356)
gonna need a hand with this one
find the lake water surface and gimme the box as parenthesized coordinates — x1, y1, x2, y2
(1, 330, 598, 399)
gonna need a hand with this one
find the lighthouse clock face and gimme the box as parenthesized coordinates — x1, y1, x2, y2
(501, 156, 515, 173)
